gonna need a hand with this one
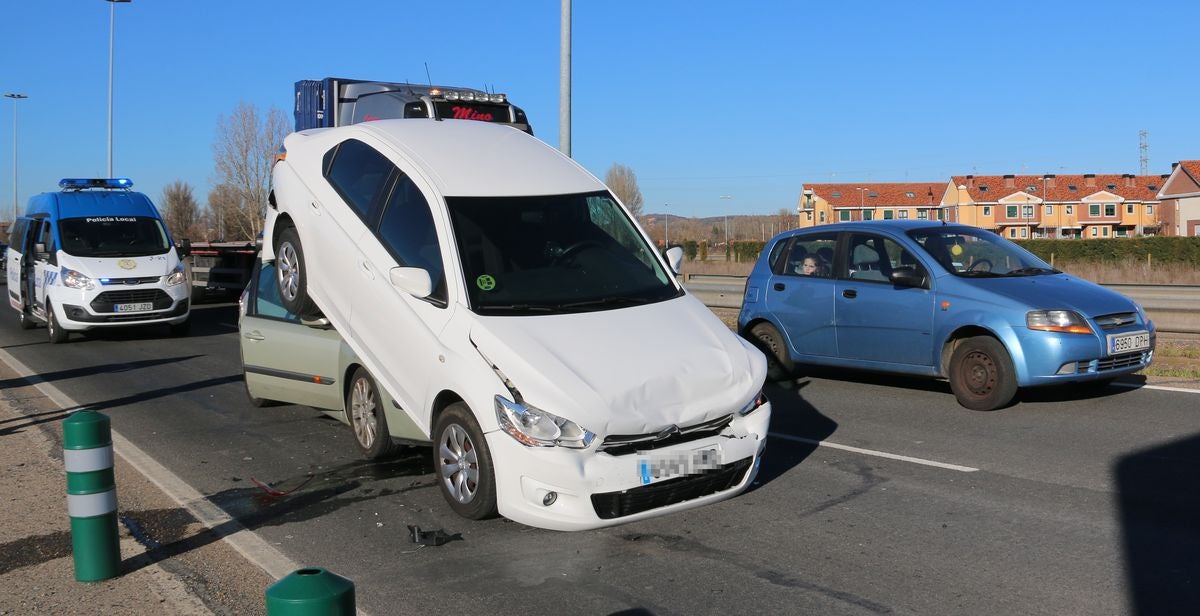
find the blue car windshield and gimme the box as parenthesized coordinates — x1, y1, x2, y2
(907, 227, 1058, 277)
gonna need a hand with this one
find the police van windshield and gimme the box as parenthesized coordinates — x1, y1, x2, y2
(58, 216, 172, 258)
(447, 191, 680, 316)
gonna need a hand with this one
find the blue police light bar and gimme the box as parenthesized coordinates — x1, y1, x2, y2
(59, 178, 134, 190)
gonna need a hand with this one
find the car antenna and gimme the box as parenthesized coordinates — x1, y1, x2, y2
(425, 62, 433, 87)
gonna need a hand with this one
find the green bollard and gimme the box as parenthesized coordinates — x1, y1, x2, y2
(63, 410, 121, 582)
(266, 568, 356, 616)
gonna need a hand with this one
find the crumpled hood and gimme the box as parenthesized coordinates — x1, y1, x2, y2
(62, 253, 176, 280)
(965, 274, 1140, 318)
(469, 295, 766, 437)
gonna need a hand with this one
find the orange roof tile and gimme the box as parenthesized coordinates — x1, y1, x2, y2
(949, 174, 1163, 203)
(803, 182, 945, 208)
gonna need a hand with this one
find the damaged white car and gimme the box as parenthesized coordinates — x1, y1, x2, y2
(261, 119, 770, 530)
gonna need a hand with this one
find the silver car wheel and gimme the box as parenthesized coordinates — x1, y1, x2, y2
(438, 424, 479, 504)
(277, 242, 300, 303)
(350, 376, 377, 449)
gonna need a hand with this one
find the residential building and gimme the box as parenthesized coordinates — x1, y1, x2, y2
(797, 183, 950, 228)
(1157, 161, 1200, 237)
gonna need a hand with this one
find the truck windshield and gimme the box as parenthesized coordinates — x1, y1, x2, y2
(908, 226, 1058, 277)
(58, 216, 172, 258)
(447, 191, 680, 315)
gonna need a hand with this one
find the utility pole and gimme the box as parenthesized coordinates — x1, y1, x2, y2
(5, 93, 27, 222)
(559, 0, 571, 157)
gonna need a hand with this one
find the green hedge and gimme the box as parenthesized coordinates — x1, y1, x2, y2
(730, 240, 767, 263)
(1015, 237, 1200, 265)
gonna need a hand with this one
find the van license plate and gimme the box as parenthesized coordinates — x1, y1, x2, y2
(1107, 331, 1150, 355)
(114, 302, 153, 313)
(637, 447, 722, 485)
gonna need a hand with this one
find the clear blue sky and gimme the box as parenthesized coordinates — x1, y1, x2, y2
(3, 0, 1198, 220)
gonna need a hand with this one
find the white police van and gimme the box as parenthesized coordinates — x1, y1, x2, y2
(5, 178, 191, 343)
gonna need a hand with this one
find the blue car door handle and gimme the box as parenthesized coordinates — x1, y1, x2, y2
(773, 283, 786, 291)
(842, 289, 857, 299)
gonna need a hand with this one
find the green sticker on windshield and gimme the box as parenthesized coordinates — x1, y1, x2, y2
(476, 274, 496, 291)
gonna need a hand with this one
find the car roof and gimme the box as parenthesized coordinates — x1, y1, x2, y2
(294, 119, 606, 198)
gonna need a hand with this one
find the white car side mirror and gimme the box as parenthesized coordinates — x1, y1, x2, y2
(664, 245, 684, 275)
(389, 266, 433, 298)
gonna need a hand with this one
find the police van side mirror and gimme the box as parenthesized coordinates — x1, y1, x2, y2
(34, 242, 47, 258)
(177, 238, 192, 258)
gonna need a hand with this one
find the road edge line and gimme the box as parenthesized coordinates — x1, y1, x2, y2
(0, 347, 303, 581)
(1112, 382, 1200, 394)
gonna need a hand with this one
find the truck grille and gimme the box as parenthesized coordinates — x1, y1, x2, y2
(1094, 312, 1137, 330)
(100, 276, 161, 286)
(591, 457, 752, 520)
(597, 414, 734, 456)
(90, 290, 174, 313)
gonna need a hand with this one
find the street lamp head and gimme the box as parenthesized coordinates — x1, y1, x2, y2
(4, 93, 28, 100)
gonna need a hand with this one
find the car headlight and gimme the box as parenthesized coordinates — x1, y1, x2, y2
(61, 267, 95, 290)
(1026, 310, 1092, 334)
(739, 390, 768, 416)
(495, 396, 595, 449)
(1133, 302, 1152, 327)
(166, 263, 187, 286)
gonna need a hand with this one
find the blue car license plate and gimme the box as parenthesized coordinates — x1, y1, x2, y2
(1107, 330, 1149, 355)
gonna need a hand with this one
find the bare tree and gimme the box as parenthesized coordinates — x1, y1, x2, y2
(604, 163, 644, 217)
(206, 183, 242, 242)
(160, 180, 203, 240)
(212, 102, 289, 240)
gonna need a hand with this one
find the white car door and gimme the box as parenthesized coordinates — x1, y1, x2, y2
(350, 170, 454, 418)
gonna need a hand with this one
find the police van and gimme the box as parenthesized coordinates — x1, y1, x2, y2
(5, 178, 191, 343)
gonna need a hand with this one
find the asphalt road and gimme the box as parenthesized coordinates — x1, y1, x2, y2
(2, 298, 1198, 615)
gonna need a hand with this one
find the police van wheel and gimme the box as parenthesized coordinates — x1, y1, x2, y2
(17, 310, 37, 330)
(433, 403, 498, 520)
(46, 303, 68, 344)
(275, 227, 318, 317)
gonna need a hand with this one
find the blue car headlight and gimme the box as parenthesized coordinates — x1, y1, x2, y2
(495, 396, 595, 449)
(1026, 310, 1092, 334)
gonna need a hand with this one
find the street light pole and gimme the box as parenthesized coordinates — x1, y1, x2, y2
(664, 203, 669, 246)
(5, 93, 27, 222)
(106, 0, 131, 177)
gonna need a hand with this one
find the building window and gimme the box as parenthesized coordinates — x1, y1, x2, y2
(983, 206, 992, 216)
(839, 210, 850, 222)
(1091, 227, 1098, 237)
(938, 209, 945, 220)
(1105, 204, 1116, 217)
(883, 210, 894, 220)
(1066, 205, 1074, 215)
(917, 209, 928, 219)
(1022, 205, 1034, 217)
(1020, 227, 1028, 238)
(1010, 228, 1018, 238)
(832, 191, 842, 198)
(819, 211, 826, 223)
(1089, 203, 1100, 216)
(1006, 205, 1018, 218)
(899, 210, 909, 219)
(863, 210, 874, 221)
(1045, 205, 1053, 215)
(1147, 205, 1154, 215)
(905, 192, 915, 198)
(1126, 204, 1134, 215)
(1102, 227, 1109, 237)
(1116, 227, 1128, 237)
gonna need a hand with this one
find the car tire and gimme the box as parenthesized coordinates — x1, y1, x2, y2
(347, 367, 397, 460)
(47, 302, 68, 344)
(275, 226, 318, 317)
(948, 336, 1017, 411)
(17, 309, 37, 330)
(432, 402, 498, 520)
(749, 322, 794, 381)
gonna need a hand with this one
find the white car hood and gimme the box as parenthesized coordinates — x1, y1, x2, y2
(62, 253, 175, 280)
(469, 295, 766, 437)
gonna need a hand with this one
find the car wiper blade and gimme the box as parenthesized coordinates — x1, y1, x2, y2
(956, 270, 1004, 277)
(1007, 267, 1058, 276)
(479, 304, 558, 313)
(556, 296, 650, 310)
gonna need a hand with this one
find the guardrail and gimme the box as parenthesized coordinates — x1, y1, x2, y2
(681, 274, 1200, 334)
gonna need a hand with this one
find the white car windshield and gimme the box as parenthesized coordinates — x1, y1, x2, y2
(447, 191, 680, 315)
(59, 216, 172, 258)
(908, 226, 1058, 277)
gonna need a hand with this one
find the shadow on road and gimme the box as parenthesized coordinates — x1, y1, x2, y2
(79, 303, 238, 342)
(1116, 431, 1200, 614)
(0, 355, 203, 391)
(751, 378, 837, 488)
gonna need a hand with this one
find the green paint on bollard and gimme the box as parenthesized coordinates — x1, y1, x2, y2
(266, 568, 356, 616)
(64, 410, 121, 582)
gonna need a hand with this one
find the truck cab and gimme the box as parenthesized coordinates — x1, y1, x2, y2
(6, 178, 191, 343)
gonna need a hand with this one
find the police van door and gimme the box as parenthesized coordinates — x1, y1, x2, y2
(28, 218, 55, 321)
(6, 217, 33, 313)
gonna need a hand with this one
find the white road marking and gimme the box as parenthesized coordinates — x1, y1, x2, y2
(1112, 382, 1200, 394)
(768, 432, 980, 473)
(0, 348, 303, 581)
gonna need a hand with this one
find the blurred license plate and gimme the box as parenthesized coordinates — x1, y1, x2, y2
(1107, 330, 1149, 355)
(114, 302, 153, 313)
(638, 447, 721, 485)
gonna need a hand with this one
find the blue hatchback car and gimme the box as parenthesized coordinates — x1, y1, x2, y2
(738, 221, 1155, 410)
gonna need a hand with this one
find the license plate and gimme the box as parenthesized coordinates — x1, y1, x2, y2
(114, 302, 154, 313)
(1107, 330, 1150, 355)
(637, 447, 722, 485)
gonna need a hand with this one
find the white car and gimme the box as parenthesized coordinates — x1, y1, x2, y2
(262, 119, 770, 531)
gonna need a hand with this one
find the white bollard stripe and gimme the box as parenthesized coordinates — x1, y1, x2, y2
(64, 446, 114, 473)
(67, 490, 117, 518)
